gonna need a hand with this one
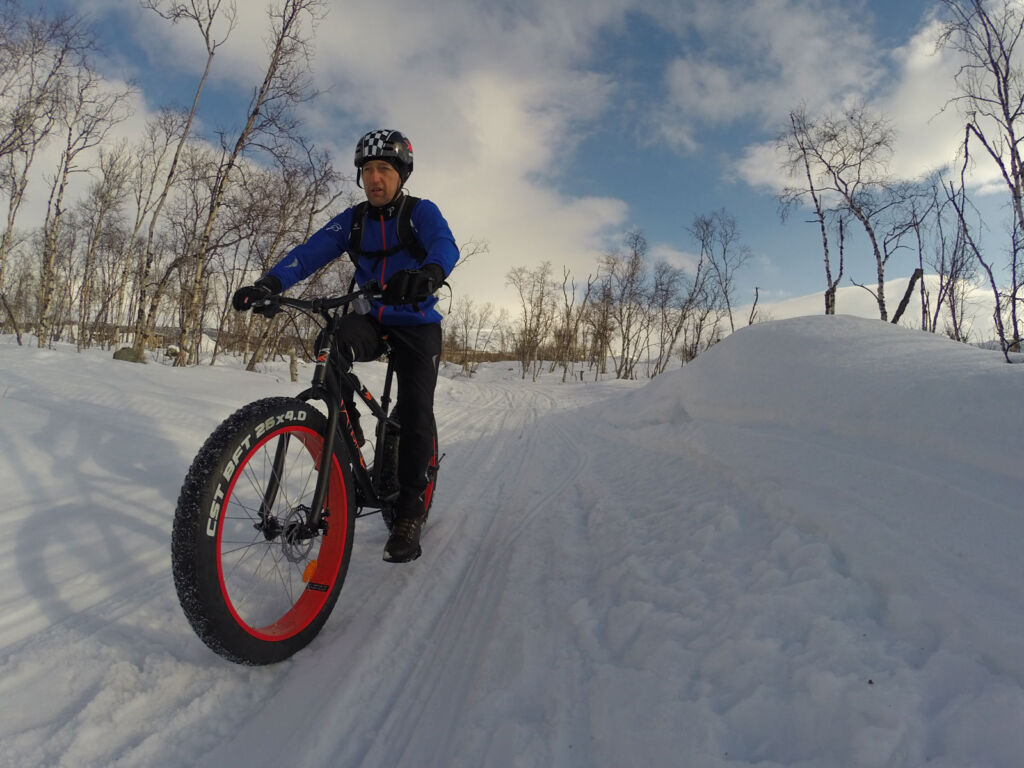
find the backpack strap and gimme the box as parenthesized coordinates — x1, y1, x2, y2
(397, 196, 428, 263)
(346, 195, 427, 266)
(346, 201, 368, 268)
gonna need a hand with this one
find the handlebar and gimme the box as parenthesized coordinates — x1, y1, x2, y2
(254, 281, 383, 317)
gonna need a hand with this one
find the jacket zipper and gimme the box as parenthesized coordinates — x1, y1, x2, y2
(379, 215, 388, 284)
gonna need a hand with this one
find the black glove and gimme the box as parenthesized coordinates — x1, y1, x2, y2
(232, 275, 282, 314)
(381, 265, 444, 305)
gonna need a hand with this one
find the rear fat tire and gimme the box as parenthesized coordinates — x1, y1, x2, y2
(423, 417, 440, 517)
(172, 397, 355, 665)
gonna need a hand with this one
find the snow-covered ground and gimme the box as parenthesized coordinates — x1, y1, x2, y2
(1, 315, 1021, 768)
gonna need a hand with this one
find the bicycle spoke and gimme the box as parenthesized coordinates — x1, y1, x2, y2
(276, 444, 317, 517)
(227, 539, 279, 618)
(271, 548, 294, 606)
(220, 540, 264, 556)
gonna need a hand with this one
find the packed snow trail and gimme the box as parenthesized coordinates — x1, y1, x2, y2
(1, 316, 1022, 768)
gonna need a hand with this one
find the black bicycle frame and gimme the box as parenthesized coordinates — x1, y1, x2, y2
(274, 290, 400, 533)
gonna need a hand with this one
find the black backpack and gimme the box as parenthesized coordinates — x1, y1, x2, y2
(346, 194, 427, 266)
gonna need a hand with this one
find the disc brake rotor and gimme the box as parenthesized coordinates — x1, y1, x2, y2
(280, 507, 316, 563)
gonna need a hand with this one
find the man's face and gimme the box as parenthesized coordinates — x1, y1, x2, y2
(362, 160, 401, 207)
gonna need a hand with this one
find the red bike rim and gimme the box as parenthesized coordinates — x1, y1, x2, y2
(423, 433, 438, 509)
(215, 425, 348, 641)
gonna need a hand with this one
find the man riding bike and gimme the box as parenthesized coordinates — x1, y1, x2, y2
(233, 129, 459, 563)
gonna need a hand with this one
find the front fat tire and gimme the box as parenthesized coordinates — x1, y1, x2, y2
(172, 397, 355, 665)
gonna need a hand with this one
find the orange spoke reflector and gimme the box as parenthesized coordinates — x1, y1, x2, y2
(302, 560, 318, 583)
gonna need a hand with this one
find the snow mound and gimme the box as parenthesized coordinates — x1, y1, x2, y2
(624, 315, 1020, 476)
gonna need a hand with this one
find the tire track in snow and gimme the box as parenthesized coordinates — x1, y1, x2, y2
(343, 383, 598, 759)
(347, 417, 591, 767)
(192, 376, 623, 768)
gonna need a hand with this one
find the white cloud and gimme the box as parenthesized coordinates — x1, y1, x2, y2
(880, 18, 970, 183)
(730, 12, 1000, 198)
(649, 242, 700, 273)
(646, 0, 882, 150)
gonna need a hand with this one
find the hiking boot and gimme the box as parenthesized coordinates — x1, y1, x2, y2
(383, 514, 425, 563)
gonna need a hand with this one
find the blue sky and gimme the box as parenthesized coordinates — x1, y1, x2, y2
(35, 0, 995, 314)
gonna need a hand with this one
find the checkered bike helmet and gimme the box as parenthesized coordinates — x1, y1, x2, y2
(354, 129, 413, 184)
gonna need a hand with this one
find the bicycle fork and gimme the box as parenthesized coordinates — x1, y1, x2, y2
(252, 433, 291, 540)
(254, 336, 344, 542)
(303, 338, 345, 535)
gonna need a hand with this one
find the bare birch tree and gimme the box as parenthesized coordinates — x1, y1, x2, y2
(117, 111, 187, 341)
(551, 266, 595, 382)
(779, 107, 844, 314)
(601, 230, 652, 379)
(584, 281, 614, 379)
(35, 64, 131, 347)
(236, 145, 344, 370)
(506, 261, 556, 380)
(690, 209, 750, 333)
(939, 0, 1024, 352)
(648, 260, 686, 376)
(132, 0, 237, 358)
(950, 126, 1012, 359)
(777, 101, 900, 319)
(175, 0, 326, 366)
(911, 176, 976, 338)
(445, 296, 502, 375)
(74, 142, 130, 350)
(0, 5, 91, 294)
(0, 5, 87, 158)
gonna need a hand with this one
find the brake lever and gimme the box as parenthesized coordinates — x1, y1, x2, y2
(351, 295, 372, 315)
(252, 296, 281, 318)
(355, 281, 383, 313)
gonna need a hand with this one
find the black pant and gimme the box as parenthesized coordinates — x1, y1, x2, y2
(334, 313, 441, 509)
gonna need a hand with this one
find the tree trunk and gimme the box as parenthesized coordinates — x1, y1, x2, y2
(891, 269, 924, 325)
(1, 292, 23, 345)
(37, 149, 72, 347)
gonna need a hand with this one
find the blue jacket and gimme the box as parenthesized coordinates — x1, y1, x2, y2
(267, 194, 459, 326)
